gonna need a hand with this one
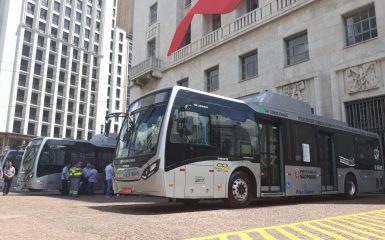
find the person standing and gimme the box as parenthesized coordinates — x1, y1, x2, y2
(82, 162, 91, 195)
(69, 161, 82, 197)
(105, 162, 114, 198)
(2, 161, 15, 196)
(88, 164, 98, 195)
(61, 162, 71, 196)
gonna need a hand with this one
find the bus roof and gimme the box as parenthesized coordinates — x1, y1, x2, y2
(136, 87, 378, 138)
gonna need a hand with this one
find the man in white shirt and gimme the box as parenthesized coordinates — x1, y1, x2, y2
(105, 162, 114, 197)
(88, 164, 98, 195)
(2, 161, 15, 196)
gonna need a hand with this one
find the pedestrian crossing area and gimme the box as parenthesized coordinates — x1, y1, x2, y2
(189, 209, 385, 240)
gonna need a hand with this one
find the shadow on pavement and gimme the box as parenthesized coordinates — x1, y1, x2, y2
(86, 193, 385, 216)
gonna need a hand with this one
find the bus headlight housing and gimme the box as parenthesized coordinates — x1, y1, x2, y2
(141, 160, 160, 180)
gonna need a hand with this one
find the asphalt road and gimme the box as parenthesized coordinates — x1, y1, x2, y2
(1, 192, 385, 239)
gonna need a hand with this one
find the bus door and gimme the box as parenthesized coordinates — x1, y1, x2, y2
(259, 122, 282, 193)
(318, 132, 337, 192)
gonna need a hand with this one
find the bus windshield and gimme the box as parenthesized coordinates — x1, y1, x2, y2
(115, 90, 170, 159)
(22, 139, 44, 178)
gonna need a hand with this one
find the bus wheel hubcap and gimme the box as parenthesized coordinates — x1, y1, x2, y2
(232, 178, 248, 202)
(348, 181, 356, 195)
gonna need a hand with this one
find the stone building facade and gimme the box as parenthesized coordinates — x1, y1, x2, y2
(129, 0, 385, 143)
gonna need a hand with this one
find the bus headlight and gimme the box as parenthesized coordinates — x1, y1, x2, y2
(141, 160, 160, 180)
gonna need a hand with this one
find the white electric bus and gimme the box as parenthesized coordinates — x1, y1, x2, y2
(18, 134, 116, 192)
(111, 87, 384, 207)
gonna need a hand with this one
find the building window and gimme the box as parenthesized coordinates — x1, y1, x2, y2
(212, 15, 221, 31)
(115, 101, 120, 110)
(34, 63, 42, 75)
(48, 54, 55, 65)
(35, 49, 43, 61)
(147, 39, 156, 58)
(13, 121, 22, 134)
(37, 36, 44, 47)
(41, 125, 49, 137)
(40, 9, 47, 20)
(27, 123, 35, 136)
(345, 5, 377, 46)
(25, 16, 33, 28)
(55, 113, 61, 124)
(76, 12, 81, 22)
(54, 127, 60, 138)
(16, 89, 25, 102)
(41, 0, 48, 7)
(20, 59, 29, 72)
(240, 50, 258, 80)
(31, 93, 39, 105)
(46, 82, 53, 93)
(77, 0, 82, 10)
(27, 2, 35, 14)
(185, 0, 192, 8)
(29, 107, 37, 120)
(44, 96, 51, 107)
(32, 78, 40, 90)
(247, 0, 259, 13)
(54, 1, 61, 12)
(43, 111, 49, 122)
(65, 7, 71, 17)
(22, 45, 30, 57)
(24, 31, 32, 42)
(18, 74, 27, 87)
(50, 40, 57, 51)
(116, 89, 120, 98)
(285, 31, 309, 66)
(52, 14, 59, 25)
(67, 115, 73, 126)
(38, 22, 46, 33)
(149, 3, 158, 25)
(206, 66, 219, 92)
(15, 105, 23, 118)
(177, 78, 189, 87)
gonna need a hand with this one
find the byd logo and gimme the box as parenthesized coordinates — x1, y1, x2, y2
(167, 0, 242, 55)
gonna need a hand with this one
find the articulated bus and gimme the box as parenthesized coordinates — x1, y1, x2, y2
(18, 134, 116, 191)
(112, 86, 384, 207)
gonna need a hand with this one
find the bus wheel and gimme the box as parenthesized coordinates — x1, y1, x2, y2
(226, 171, 252, 208)
(344, 174, 357, 199)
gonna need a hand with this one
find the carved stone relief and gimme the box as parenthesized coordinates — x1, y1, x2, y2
(345, 62, 378, 94)
(281, 80, 306, 101)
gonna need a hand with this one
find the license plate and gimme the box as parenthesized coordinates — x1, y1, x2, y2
(122, 187, 133, 194)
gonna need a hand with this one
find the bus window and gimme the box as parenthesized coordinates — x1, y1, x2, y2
(354, 136, 378, 170)
(212, 111, 257, 158)
(170, 110, 210, 146)
(290, 123, 318, 164)
(334, 132, 355, 168)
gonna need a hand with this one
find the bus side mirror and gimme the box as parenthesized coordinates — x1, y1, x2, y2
(104, 119, 112, 137)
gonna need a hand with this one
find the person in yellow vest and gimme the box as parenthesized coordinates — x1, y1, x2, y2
(69, 161, 83, 197)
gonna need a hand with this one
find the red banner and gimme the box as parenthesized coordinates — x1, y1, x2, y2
(167, 0, 241, 56)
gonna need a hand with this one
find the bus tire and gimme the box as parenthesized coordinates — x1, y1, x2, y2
(225, 171, 252, 208)
(344, 174, 357, 200)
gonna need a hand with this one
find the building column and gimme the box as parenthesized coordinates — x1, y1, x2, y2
(330, 70, 342, 121)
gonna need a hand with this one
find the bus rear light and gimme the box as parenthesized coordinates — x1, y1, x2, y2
(209, 169, 214, 173)
(180, 168, 186, 172)
(168, 182, 175, 187)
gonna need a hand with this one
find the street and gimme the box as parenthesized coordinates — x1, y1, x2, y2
(1, 193, 385, 239)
